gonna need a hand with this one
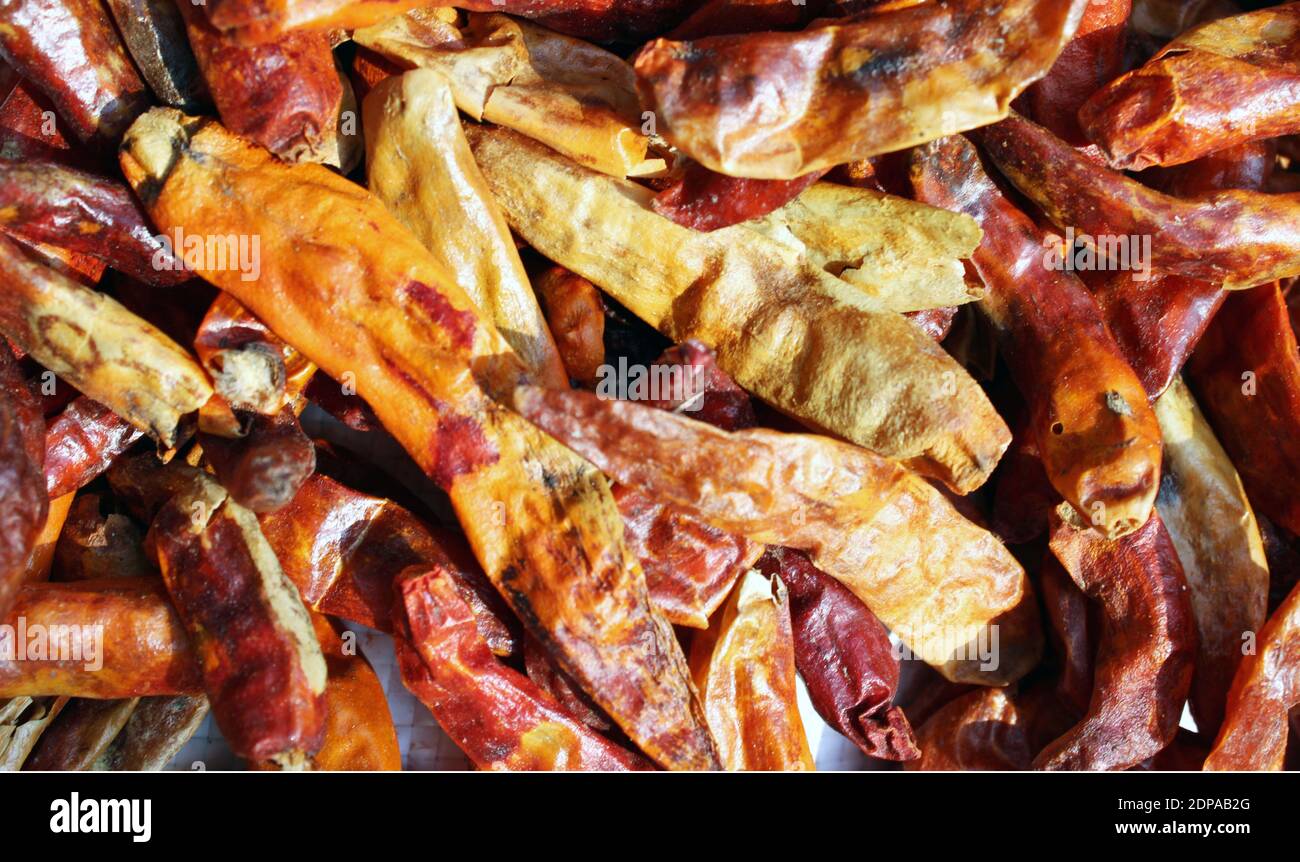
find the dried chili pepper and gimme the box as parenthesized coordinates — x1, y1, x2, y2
(535, 266, 606, 388)
(394, 567, 652, 771)
(1153, 376, 1268, 737)
(615, 485, 757, 629)
(469, 124, 1011, 493)
(0, 346, 48, 620)
(743, 182, 985, 314)
(633, 0, 1089, 179)
(1081, 3, 1300, 170)
(44, 398, 143, 499)
(650, 163, 827, 232)
(756, 547, 918, 761)
(260, 472, 520, 657)
(0, 579, 201, 699)
(912, 133, 1162, 539)
(355, 11, 664, 179)
(0, 0, 150, 146)
(0, 234, 213, 448)
(1035, 506, 1195, 771)
(0, 158, 188, 287)
(689, 570, 814, 771)
(362, 68, 567, 388)
(1187, 284, 1300, 536)
(194, 293, 316, 416)
(121, 108, 719, 770)
(977, 111, 1300, 288)
(514, 385, 1042, 684)
(179, 3, 345, 166)
(1205, 575, 1300, 771)
(1021, 0, 1131, 145)
(22, 697, 139, 770)
(105, 0, 209, 111)
(93, 694, 208, 771)
(310, 614, 400, 771)
(148, 473, 327, 766)
(0, 696, 65, 769)
(199, 407, 317, 513)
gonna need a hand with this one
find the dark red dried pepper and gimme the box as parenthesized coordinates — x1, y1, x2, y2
(1035, 507, 1195, 771)
(0, 0, 150, 146)
(756, 546, 919, 761)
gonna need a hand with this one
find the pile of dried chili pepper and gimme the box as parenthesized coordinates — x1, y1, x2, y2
(0, 0, 1298, 773)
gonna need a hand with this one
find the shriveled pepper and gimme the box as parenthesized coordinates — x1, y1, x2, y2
(1081, 3, 1300, 170)
(689, 569, 814, 771)
(977, 111, 1300, 289)
(394, 567, 652, 771)
(148, 473, 327, 767)
(0, 347, 47, 620)
(514, 385, 1042, 685)
(756, 547, 918, 761)
(912, 133, 1162, 540)
(1036, 506, 1196, 771)
(0, 0, 150, 146)
(0, 158, 187, 286)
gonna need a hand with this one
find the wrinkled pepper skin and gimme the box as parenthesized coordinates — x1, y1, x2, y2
(615, 485, 758, 630)
(469, 124, 1011, 494)
(94, 694, 208, 770)
(1188, 284, 1300, 537)
(394, 568, 652, 771)
(179, 3, 344, 166)
(1153, 377, 1269, 737)
(0, 347, 47, 621)
(514, 385, 1042, 685)
(756, 547, 918, 761)
(120, 109, 718, 770)
(651, 164, 826, 232)
(148, 474, 327, 766)
(634, 0, 1089, 179)
(0, 0, 150, 146)
(44, 398, 142, 499)
(1081, 3, 1300, 170)
(1036, 508, 1196, 771)
(1205, 578, 1300, 771)
(0, 234, 213, 449)
(689, 569, 815, 771)
(1021, 0, 1131, 144)
(912, 133, 1162, 540)
(260, 472, 520, 657)
(977, 112, 1300, 289)
(0, 159, 187, 286)
(908, 688, 1033, 771)
(23, 696, 139, 770)
(0, 579, 201, 699)
(1084, 141, 1274, 400)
